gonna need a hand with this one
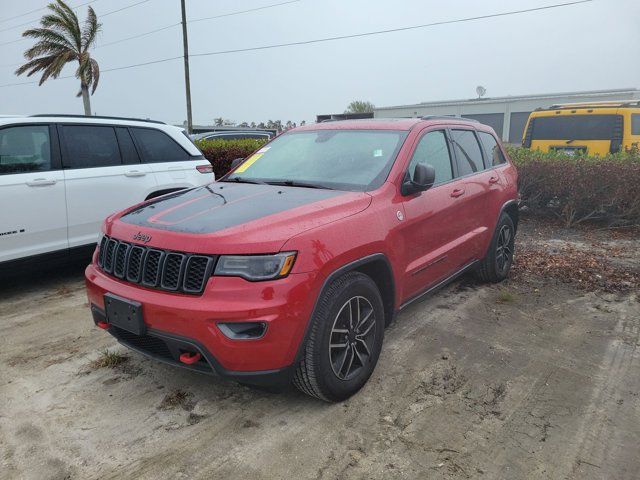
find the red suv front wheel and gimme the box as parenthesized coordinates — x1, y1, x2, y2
(293, 272, 385, 402)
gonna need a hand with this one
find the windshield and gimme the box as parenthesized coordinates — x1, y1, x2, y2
(530, 114, 621, 141)
(224, 129, 408, 191)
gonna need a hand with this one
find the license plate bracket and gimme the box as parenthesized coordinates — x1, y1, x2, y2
(104, 293, 145, 335)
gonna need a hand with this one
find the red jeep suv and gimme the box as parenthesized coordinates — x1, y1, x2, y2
(85, 117, 518, 402)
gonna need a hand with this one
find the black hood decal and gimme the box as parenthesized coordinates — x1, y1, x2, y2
(120, 183, 345, 234)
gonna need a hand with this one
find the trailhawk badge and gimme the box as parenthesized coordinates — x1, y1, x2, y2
(132, 232, 152, 244)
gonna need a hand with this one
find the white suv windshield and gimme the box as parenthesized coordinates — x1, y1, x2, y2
(225, 129, 407, 191)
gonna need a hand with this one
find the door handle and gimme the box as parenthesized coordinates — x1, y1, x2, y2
(26, 178, 56, 186)
(489, 176, 500, 184)
(450, 188, 465, 198)
(125, 170, 146, 177)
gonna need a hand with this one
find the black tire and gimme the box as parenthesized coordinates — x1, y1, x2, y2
(476, 213, 516, 283)
(293, 272, 385, 402)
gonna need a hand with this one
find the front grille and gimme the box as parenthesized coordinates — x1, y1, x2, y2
(97, 235, 215, 295)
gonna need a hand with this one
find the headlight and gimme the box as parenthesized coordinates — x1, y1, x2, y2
(214, 252, 297, 281)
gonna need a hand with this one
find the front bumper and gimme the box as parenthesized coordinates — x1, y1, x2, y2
(85, 263, 320, 384)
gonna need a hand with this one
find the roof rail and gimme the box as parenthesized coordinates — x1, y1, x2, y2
(547, 100, 640, 109)
(420, 115, 479, 123)
(30, 114, 166, 124)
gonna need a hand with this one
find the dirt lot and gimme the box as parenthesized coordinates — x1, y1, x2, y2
(1, 217, 639, 480)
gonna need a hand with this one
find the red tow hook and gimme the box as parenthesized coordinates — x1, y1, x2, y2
(97, 321, 110, 330)
(179, 352, 201, 365)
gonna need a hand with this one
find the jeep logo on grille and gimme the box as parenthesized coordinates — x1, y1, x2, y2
(133, 232, 152, 244)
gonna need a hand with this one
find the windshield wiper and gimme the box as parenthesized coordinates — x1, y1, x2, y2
(266, 179, 333, 190)
(221, 176, 268, 185)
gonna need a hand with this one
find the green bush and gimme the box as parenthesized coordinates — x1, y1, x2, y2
(196, 138, 268, 178)
(505, 146, 640, 227)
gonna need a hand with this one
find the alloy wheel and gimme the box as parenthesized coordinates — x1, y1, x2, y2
(328, 296, 376, 381)
(496, 224, 513, 274)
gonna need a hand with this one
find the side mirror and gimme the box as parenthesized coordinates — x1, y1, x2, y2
(230, 157, 245, 170)
(401, 163, 436, 196)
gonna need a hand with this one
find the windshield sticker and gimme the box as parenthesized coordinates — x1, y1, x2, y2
(235, 153, 263, 173)
(373, 149, 383, 157)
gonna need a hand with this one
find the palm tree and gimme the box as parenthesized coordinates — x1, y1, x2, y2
(15, 0, 101, 116)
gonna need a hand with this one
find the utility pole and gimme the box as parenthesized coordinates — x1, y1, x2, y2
(180, 0, 193, 134)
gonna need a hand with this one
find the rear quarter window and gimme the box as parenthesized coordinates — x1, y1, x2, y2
(131, 128, 191, 163)
(478, 131, 506, 167)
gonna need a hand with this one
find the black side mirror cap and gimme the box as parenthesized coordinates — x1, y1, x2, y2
(401, 163, 436, 196)
(230, 157, 245, 170)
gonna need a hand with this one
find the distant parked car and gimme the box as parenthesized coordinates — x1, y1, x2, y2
(191, 130, 274, 142)
(0, 114, 213, 270)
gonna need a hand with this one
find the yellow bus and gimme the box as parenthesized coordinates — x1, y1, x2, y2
(522, 101, 640, 156)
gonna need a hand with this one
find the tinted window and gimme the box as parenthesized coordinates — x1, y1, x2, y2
(0, 125, 51, 175)
(450, 129, 484, 176)
(115, 127, 140, 164)
(530, 114, 620, 140)
(632, 114, 640, 135)
(478, 131, 506, 167)
(131, 128, 190, 163)
(407, 130, 453, 184)
(62, 126, 121, 168)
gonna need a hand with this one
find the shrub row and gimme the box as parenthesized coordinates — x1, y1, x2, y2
(506, 146, 640, 227)
(196, 138, 640, 227)
(196, 138, 267, 179)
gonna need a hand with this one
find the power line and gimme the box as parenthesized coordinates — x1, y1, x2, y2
(0, 0, 149, 38)
(0, 55, 183, 87)
(0, 0, 98, 34)
(0, 0, 149, 49)
(0, 0, 595, 88)
(189, 0, 300, 24)
(190, 0, 595, 58)
(95, 0, 300, 50)
(101, 0, 151, 17)
(0, 0, 96, 25)
(97, 23, 179, 48)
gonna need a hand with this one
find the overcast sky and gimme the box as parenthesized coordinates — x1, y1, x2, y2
(0, 0, 638, 125)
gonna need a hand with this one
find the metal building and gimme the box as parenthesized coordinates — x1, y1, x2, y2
(374, 88, 640, 144)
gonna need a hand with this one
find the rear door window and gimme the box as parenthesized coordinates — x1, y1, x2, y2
(407, 130, 453, 185)
(450, 129, 484, 176)
(62, 125, 122, 169)
(131, 128, 191, 163)
(478, 131, 506, 167)
(0, 125, 51, 175)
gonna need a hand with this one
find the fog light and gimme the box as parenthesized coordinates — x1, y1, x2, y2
(218, 322, 267, 340)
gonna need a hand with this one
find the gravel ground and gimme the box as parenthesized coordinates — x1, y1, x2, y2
(1, 217, 639, 479)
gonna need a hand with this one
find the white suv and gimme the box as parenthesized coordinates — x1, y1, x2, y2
(0, 115, 214, 269)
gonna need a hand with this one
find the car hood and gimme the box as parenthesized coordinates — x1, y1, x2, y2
(108, 182, 371, 254)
